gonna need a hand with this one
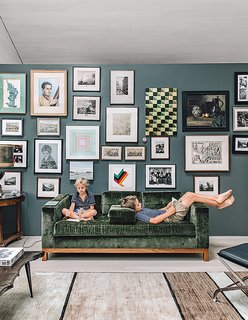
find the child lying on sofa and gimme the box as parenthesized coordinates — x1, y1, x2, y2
(120, 190, 234, 224)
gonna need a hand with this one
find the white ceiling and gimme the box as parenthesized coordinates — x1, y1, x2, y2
(0, 0, 248, 64)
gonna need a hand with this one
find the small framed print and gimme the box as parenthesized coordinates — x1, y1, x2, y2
(234, 72, 248, 104)
(69, 161, 93, 180)
(37, 118, 60, 136)
(0, 140, 28, 168)
(232, 134, 248, 154)
(146, 164, 176, 189)
(194, 176, 219, 196)
(150, 137, 170, 160)
(73, 96, 100, 120)
(1, 119, 23, 136)
(109, 164, 136, 191)
(0, 171, 21, 192)
(110, 70, 134, 104)
(73, 67, 100, 91)
(36, 177, 60, 198)
(233, 107, 248, 131)
(124, 146, 146, 161)
(101, 146, 122, 160)
(34, 139, 62, 173)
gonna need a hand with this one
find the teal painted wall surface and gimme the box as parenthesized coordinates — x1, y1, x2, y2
(0, 64, 247, 236)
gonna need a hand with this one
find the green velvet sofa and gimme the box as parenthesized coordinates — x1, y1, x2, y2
(41, 191, 209, 261)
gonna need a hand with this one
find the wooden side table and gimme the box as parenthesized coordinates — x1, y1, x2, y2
(0, 192, 25, 247)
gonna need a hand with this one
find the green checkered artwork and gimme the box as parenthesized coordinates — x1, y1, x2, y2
(145, 87, 177, 136)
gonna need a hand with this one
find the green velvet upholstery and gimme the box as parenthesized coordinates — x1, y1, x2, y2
(108, 205, 136, 225)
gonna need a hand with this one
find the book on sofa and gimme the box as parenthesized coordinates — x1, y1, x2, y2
(0, 247, 24, 266)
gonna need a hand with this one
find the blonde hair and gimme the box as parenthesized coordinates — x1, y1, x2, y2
(120, 195, 137, 210)
(74, 178, 89, 188)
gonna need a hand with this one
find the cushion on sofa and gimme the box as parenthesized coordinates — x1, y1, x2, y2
(108, 205, 136, 224)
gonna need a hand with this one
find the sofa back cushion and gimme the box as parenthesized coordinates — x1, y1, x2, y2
(142, 191, 182, 209)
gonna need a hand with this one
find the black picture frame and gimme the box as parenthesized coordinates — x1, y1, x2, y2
(232, 134, 248, 154)
(182, 91, 229, 132)
(234, 72, 248, 105)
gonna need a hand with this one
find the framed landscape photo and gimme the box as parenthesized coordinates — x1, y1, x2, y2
(69, 161, 93, 180)
(124, 146, 146, 161)
(73, 67, 100, 91)
(146, 164, 176, 189)
(36, 177, 60, 198)
(34, 139, 62, 173)
(0, 73, 26, 114)
(30, 70, 67, 116)
(232, 134, 248, 154)
(109, 164, 136, 191)
(101, 146, 122, 160)
(106, 107, 138, 142)
(73, 96, 100, 121)
(0, 140, 28, 168)
(66, 126, 99, 160)
(110, 70, 134, 104)
(194, 176, 219, 196)
(182, 91, 229, 132)
(234, 72, 248, 104)
(1, 119, 23, 136)
(0, 171, 21, 192)
(233, 107, 248, 131)
(37, 118, 60, 136)
(185, 135, 229, 172)
(150, 137, 170, 159)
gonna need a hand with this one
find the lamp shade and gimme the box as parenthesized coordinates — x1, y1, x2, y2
(0, 144, 14, 167)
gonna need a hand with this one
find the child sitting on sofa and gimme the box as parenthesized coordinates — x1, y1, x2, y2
(121, 190, 234, 224)
(62, 178, 97, 221)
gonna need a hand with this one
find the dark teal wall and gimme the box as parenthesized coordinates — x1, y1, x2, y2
(0, 64, 247, 236)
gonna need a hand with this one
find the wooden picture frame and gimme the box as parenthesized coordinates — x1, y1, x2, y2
(36, 177, 60, 198)
(101, 146, 122, 160)
(0, 171, 22, 193)
(73, 67, 100, 91)
(233, 106, 248, 131)
(124, 146, 146, 161)
(37, 118, 60, 136)
(0, 140, 28, 168)
(73, 96, 100, 121)
(145, 164, 176, 189)
(150, 137, 170, 160)
(1, 119, 23, 137)
(194, 175, 220, 195)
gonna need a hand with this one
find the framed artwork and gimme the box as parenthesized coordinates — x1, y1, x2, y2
(182, 91, 229, 132)
(73, 96, 100, 121)
(234, 72, 248, 104)
(185, 135, 229, 172)
(110, 70, 134, 104)
(0, 73, 26, 114)
(0, 140, 28, 168)
(37, 118, 60, 136)
(150, 137, 170, 160)
(36, 177, 60, 198)
(124, 146, 146, 161)
(109, 164, 136, 191)
(106, 107, 138, 142)
(66, 126, 99, 160)
(101, 146, 122, 160)
(145, 164, 176, 189)
(73, 67, 100, 91)
(0, 171, 21, 192)
(30, 70, 67, 116)
(34, 139, 62, 173)
(233, 107, 248, 131)
(194, 176, 219, 196)
(69, 161, 93, 180)
(145, 87, 177, 136)
(232, 135, 248, 154)
(1, 119, 23, 136)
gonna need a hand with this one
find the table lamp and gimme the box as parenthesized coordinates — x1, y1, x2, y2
(0, 144, 14, 195)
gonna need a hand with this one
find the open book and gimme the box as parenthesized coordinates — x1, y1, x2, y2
(172, 197, 178, 203)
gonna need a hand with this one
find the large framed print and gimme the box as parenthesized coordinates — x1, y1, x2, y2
(110, 70, 134, 104)
(233, 107, 248, 131)
(69, 161, 93, 180)
(1, 119, 23, 136)
(124, 146, 146, 161)
(106, 107, 138, 142)
(0, 140, 27, 168)
(109, 164, 136, 191)
(232, 134, 248, 154)
(36, 177, 60, 198)
(30, 70, 67, 116)
(194, 176, 219, 196)
(0, 171, 21, 192)
(101, 146, 122, 160)
(146, 165, 176, 189)
(66, 126, 99, 160)
(0, 73, 26, 114)
(185, 135, 229, 172)
(73, 67, 100, 91)
(37, 118, 60, 136)
(34, 139, 62, 173)
(182, 91, 229, 132)
(150, 137, 170, 160)
(234, 72, 248, 104)
(73, 96, 100, 121)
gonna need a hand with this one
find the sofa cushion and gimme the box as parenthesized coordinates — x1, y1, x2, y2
(108, 205, 136, 224)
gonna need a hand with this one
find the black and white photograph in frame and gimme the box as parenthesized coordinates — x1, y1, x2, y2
(34, 139, 62, 173)
(150, 137, 170, 159)
(145, 164, 176, 189)
(36, 177, 60, 198)
(1, 119, 23, 136)
(185, 135, 229, 172)
(233, 107, 248, 131)
(232, 135, 248, 154)
(73, 67, 100, 91)
(125, 146, 146, 161)
(234, 72, 248, 104)
(110, 70, 134, 104)
(37, 118, 60, 136)
(0, 140, 27, 168)
(69, 161, 93, 180)
(194, 176, 219, 196)
(101, 146, 122, 160)
(73, 96, 100, 121)
(0, 171, 21, 193)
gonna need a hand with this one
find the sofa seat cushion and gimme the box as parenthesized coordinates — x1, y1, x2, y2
(108, 205, 136, 225)
(53, 218, 196, 237)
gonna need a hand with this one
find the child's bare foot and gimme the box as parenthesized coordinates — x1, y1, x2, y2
(218, 195, 235, 209)
(216, 190, 232, 204)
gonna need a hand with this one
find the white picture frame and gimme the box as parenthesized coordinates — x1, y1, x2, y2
(0, 140, 28, 168)
(194, 176, 220, 196)
(36, 177, 60, 198)
(0, 171, 21, 192)
(150, 137, 170, 159)
(101, 146, 122, 160)
(110, 70, 134, 104)
(109, 164, 136, 191)
(233, 107, 248, 131)
(73, 96, 100, 121)
(37, 118, 60, 136)
(73, 67, 100, 91)
(69, 161, 93, 180)
(124, 146, 146, 161)
(145, 164, 176, 189)
(1, 119, 23, 136)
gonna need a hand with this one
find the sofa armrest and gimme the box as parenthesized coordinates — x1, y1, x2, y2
(189, 203, 209, 248)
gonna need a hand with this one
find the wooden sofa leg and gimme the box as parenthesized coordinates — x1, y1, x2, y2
(42, 251, 48, 261)
(203, 249, 209, 261)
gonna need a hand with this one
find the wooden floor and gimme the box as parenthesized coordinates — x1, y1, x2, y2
(9, 236, 248, 273)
